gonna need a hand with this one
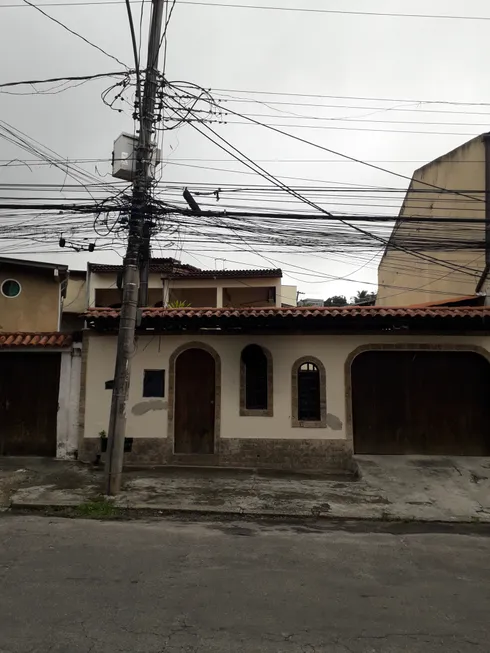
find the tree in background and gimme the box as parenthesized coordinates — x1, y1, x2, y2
(322, 290, 377, 307)
(351, 290, 377, 305)
(323, 295, 348, 307)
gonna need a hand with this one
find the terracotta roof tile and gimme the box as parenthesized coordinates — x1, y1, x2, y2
(0, 332, 72, 348)
(85, 306, 490, 320)
(89, 258, 200, 274)
(167, 268, 282, 279)
(89, 258, 281, 278)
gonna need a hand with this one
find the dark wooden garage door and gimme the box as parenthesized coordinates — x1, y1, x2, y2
(352, 350, 490, 455)
(0, 353, 61, 456)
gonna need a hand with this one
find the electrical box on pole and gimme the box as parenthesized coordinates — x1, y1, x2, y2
(112, 133, 161, 182)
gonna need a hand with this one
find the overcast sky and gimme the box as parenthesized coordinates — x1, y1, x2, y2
(1, 0, 489, 301)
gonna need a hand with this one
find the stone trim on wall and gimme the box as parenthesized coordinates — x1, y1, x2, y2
(344, 343, 490, 448)
(167, 341, 222, 454)
(239, 344, 274, 417)
(79, 436, 353, 472)
(291, 355, 327, 428)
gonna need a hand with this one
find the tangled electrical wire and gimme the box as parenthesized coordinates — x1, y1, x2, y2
(101, 73, 136, 114)
(104, 73, 224, 127)
(154, 79, 224, 130)
(0, 67, 487, 292)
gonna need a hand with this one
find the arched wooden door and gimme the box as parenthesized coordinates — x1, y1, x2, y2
(174, 348, 216, 454)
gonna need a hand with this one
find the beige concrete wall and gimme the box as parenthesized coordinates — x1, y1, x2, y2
(0, 265, 60, 332)
(377, 136, 486, 306)
(64, 274, 87, 314)
(82, 332, 490, 446)
(280, 285, 298, 306)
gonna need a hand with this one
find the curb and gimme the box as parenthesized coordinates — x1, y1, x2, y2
(7, 502, 490, 530)
(9, 502, 329, 520)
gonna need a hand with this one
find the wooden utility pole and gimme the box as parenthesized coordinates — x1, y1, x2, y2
(105, 0, 166, 495)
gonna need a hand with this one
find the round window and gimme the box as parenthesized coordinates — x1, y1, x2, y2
(1, 279, 21, 298)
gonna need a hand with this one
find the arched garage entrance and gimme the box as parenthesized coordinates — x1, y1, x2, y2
(351, 349, 490, 455)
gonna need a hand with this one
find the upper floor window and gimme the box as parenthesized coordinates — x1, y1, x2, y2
(1, 279, 21, 298)
(240, 344, 273, 416)
(291, 357, 326, 427)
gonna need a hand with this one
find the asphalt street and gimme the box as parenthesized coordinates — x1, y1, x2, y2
(0, 516, 489, 652)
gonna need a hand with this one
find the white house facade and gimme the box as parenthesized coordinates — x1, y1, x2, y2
(79, 305, 490, 471)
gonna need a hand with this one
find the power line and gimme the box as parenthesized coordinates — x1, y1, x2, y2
(157, 206, 490, 226)
(177, 84, 485, 203)
(161, 97, 484, 277)
(157, 157, 488, 164)
(214, 112, 490, 129)
(158, 2, 490, 23)
(21, 0, 129, 68)
(0, 71, 128, 90)
(10, 155, 466, 168)
(213, 94, 490, 117)
(177, 116, 483, 276)
(215, 119, 482, 137)
(5, 0, 490, 23)
(177, 250, 481, 299)
(213, 87, 490, 108)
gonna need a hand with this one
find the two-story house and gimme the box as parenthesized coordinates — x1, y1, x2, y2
(86, 258, 297, 309)
(0, 257, 81, 459)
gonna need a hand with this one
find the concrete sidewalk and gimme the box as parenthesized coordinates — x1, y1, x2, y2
(2, 455, 490, 522)
(0, 456, 490, 522)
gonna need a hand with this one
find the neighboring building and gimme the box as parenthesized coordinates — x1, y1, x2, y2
(0, 256, 68, 332)
(0, 257, 80, 459)
(298, 298, 324, 307)
(79, 304, 490, 471)
(87, 258, 296, 309)
(377, 134, 488, 306)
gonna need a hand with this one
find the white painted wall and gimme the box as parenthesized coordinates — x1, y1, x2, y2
(83, 333, 490, 446)
(57, 344, 82, 459)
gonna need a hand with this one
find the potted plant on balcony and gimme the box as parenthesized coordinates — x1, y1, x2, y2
(167, 300, 191, 308)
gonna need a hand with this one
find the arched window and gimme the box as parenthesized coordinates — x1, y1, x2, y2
(240, 345, 273, 416)
(291, 357, 326, 427)
(298, 362, 320, 421)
